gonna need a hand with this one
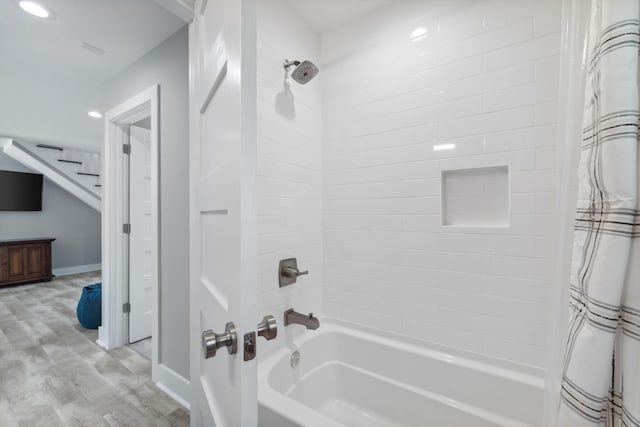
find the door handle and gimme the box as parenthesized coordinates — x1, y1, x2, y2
(257, 315, 277, 341)
(202, 322, 238, 359)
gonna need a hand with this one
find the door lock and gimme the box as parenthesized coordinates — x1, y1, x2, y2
(244, 332, 256, 361)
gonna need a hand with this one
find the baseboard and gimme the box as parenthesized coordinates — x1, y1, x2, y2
(155, 363, 191, 411)
(53, 263, 102, 277)
(95, 337, 107, 350)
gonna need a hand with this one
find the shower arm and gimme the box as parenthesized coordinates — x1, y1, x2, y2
(283, 59, 301, 69)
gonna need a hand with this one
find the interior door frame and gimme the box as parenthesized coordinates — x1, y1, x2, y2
(100, 85, 160, 377)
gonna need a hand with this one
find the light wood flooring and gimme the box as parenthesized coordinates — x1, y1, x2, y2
(0, 272, 189, 427)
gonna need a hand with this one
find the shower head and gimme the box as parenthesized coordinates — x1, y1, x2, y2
(284, 59, 319, 84)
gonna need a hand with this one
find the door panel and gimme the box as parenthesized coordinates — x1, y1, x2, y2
(0, 247, 7, 282)
(24, 245, 44, 277)
(129, 126, 153, 343)
(7, 247, 25, 280)
(189, 0, 258, 426)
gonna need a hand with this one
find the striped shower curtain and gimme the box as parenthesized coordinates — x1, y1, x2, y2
(558, 0, 640, 426)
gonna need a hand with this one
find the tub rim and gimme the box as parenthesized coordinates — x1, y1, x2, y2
(258, 317, 544, 427)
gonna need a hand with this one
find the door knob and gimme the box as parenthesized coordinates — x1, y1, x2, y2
(202, 322, 238, 359)
(257, 315, 277, 341)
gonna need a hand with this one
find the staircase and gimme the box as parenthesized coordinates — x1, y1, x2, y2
(1, 138, 102, 211)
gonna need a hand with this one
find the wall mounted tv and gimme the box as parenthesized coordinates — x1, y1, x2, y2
(0, 170, 44, 211)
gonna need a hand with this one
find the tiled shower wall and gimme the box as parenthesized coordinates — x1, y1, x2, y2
(256, 1, 323, 355)
(321, 0, 562, 367)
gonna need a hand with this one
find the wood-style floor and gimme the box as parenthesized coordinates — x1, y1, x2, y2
(0, 272, 189, 427)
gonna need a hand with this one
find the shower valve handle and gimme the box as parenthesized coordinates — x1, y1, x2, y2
(279, 258, 309, 287)
(281, 267, 309, 278)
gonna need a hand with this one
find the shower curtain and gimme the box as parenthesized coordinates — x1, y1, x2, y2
(558, 0, 640, 425)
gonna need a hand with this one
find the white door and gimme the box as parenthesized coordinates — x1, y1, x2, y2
(189, 0, 258, 426)
(129, 125, 153, 343)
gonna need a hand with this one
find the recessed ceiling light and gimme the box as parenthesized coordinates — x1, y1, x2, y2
(19, 1, 49, 18)
(433, 143, 456, 151)
(410, 27, 428, 42)
(88, 111, 103, 119)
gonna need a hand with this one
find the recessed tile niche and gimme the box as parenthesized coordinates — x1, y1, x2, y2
(441, 166, 509, 227)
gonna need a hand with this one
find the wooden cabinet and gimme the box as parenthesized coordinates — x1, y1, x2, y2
(0, 239, 55, 286)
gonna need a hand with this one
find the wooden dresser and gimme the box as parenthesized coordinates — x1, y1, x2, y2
(0, 238, 55, 286)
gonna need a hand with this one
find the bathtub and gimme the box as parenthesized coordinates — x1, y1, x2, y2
(259, 319, 544, 427)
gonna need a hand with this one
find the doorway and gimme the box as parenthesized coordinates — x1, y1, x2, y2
(100, 85, 160, 379)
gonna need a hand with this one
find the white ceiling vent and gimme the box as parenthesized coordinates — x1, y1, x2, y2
(81, 42, 106, 56)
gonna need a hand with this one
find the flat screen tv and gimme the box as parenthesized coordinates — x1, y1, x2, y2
(0, 170, 43, 211)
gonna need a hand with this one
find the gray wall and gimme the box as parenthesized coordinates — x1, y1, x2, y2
(0, 152, 101, 269)
(103, 27, 190, 379)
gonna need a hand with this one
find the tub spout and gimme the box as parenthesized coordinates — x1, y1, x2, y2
(284, 308, 320, 330)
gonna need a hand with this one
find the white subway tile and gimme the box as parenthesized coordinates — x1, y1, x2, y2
(437, 9, 485, 45)
(530, 32, 561, 59)
(488, 256, 552, 281)
(483, 41, 533, 72)
(510, 214, 557, 237)
(436, 74, 485, 103)
(437, 40, 484, 66)
(402, 215, 441, 232)
(532, 124, 558, 148)
(312, 0, 562, 368)
(481, 19, 534, 53)
(534, 55, 560, 81)
(324, 164, 437, 188)
(511, 193, 536, 214)
(484, 84, 536, 113)
(439, 307, 537, 344)
(403, 319, 484, 352)
(535, 237, 553, 258)
(491, 235, 536, 257)
(342, 307, 404, 334)
(482, 1, 537, 32)
(484, 276, 539, 301)
(484, 128, 536, 152)
(435, 96, 484, 120)
(511, 170, 556, 193)
(535, 147, 556, 170)
(482, 336, 545, 367)
(483, 63, 534, 93)
(536, 192, 556, 214)
(535, 102, 558, 125)
(439, 106, 534, 139)
(534, 13, 561, 37)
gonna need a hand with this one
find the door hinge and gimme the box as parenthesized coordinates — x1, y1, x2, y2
(123, 302, 131, 313)
(123, 223, 131, 234)
(123, 144, 131, 155)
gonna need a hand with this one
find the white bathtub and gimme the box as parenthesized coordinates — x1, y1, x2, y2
(259, 319, 544, 427)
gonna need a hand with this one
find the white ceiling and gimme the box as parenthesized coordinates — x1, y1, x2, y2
(0, 0, 186, 85)
(286, 0, 392, 35)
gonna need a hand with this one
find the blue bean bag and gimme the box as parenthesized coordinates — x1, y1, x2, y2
(77, 283, 102, 329)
